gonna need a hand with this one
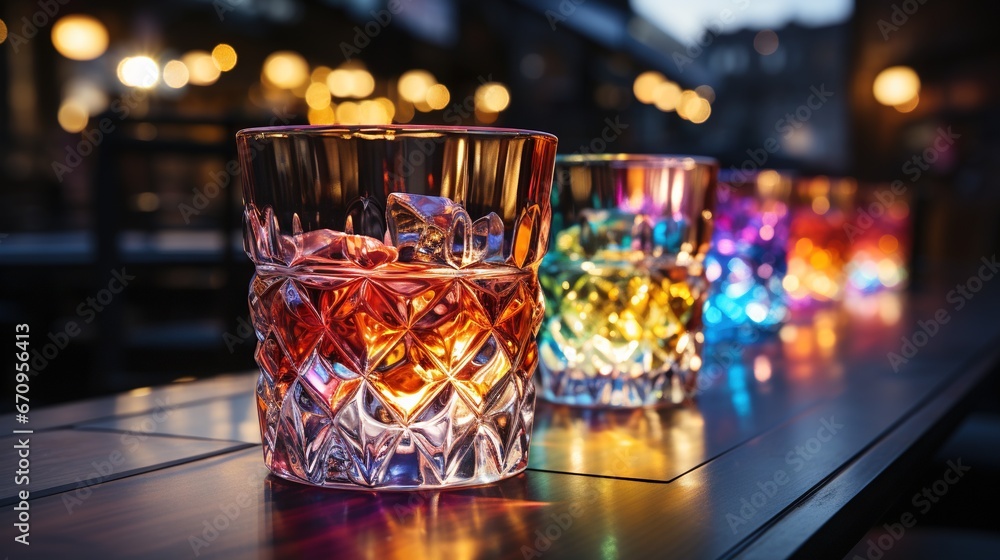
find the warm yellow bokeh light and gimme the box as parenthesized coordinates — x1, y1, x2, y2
(414, 97, 433, 113)
(425, 84, 450, 110)
(476, 109, 499, 124)
(676, 90, 700, 119)
(51, 15, 109, 61)
(182, 51, 221, 86)
(308, 105, 336, 125)
(0, 19, 8, 45)
(350, 69, 375, 98)
(873, 66, 920, 107)
(894, 94, 920, 113)
(633, 71, 666, 104)
(118, 56, 159, 89)
(398, 70, 436, 103)
(688, 98, 711, 123)
(64, 79, 108, 115)
(263, 51, 309, 89)
(475, 83, 510, 112)
(358, 99, 391, 124)
(305, 82, 332, 109)
(311, 66, 332, 83)
(653, 81, 681, 112)
(395, 100, 414, 123)
(336, 101, 360, 124)
(812, 196, 831, 214)
(162, 60, 190, 89)
(374, 97, 396, 121)
(327, 69, 353, 98)
(211, 44, 238, 72)
(57, 99, 89, 133)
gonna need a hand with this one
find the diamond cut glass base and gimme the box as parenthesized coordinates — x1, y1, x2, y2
(253, 266, 541, 490)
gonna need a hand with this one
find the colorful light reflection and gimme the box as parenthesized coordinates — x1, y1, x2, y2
(704, 171, 791, 338)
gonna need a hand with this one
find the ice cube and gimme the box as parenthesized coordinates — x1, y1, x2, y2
(246, 205, 397, 268)
(386, 193, 473, 268)
(340, 233, 398, 269)
(471, 212, 505, 264)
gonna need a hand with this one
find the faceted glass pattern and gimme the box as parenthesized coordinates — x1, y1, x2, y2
(704, 171, 792, 339)
(239, 125, 557, 489)
(539, 155, 717, 408)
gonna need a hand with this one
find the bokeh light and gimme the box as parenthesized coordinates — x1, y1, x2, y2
(694, 85, 716, 103)
(57, 99, 89, 133)
(307, 105, 336, 125)
(633, 71, 666, 104)
(118, 56, 159, 89)
(182, 51, 220, 86)
(305, 82, 332, 109)
(475, 82, 511, 112)
(894, 94, 920, 113)
(873, 66, 920, 107)
(374, 97, 396, 121)
(162, 60, 190, 89)
(753, 30, 779, 55)
(64, 79, 108, 115)
(653, 81, 681, 111)
(335, 101, 360, 124)
(51, 15, 109, 61)
(425, 84, 450, 110)
(211, 44, 238, 72)
(398, 70, 436, 103)
(263, 51, 309, 89)
(0, 19, 7, 45)
(358, 99, 391, 124)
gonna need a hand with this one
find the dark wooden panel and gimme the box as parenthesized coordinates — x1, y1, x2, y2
(0, 372, 256, 430)
(80, 394, 261, 444)
(0, 430, 252, 506)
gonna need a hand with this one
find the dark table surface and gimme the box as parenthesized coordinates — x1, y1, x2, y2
(4, 282, 999, 559)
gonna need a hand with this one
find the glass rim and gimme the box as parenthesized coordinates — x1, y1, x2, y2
(556, 153, 717, 168)
(236, 123, 558, 142)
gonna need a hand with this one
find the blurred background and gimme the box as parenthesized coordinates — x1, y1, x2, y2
(1, 0, 997, 404)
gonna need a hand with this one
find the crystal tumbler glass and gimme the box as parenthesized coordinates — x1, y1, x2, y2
(703, 170, 792, 339)
(238, 125, 557, 489)
(538, 154, 717, 408)
(786, 176, 856, 306)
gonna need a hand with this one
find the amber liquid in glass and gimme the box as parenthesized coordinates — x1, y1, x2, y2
(252, 255, 540, 489)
